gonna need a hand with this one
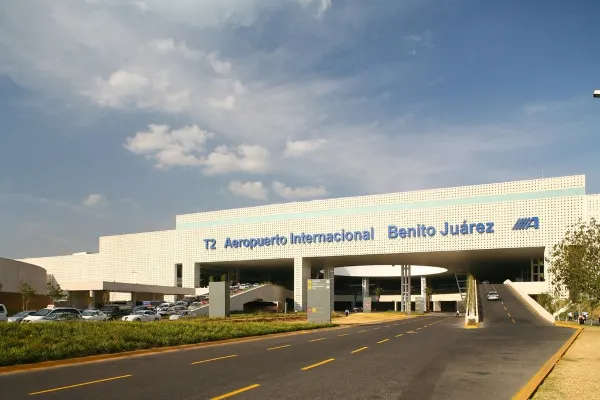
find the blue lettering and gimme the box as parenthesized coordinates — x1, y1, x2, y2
(388, 225, 398, 239)
(476, 223, 485, 233)
(486, 222, 494, 233)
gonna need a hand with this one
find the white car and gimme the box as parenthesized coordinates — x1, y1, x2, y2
(81, 309, 110, 321)
(0, 304, 7, 322)
(169, 310, 194, 320)
(121, 310, 160, 322)
(22, 307, 81, 323)
(487, 291, 500, 301)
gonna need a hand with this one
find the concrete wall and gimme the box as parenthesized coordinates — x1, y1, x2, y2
(0, 258, 47, 294)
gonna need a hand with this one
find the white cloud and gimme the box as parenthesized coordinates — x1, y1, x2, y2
(228, 181, 268, 200)
(208, 95, 236, 110)
(124, 124, 212, 168)
(202, 144, 270, 175)
(284, 138, 327, 158)
(83, 194, 107, 207)
(123, 124, 270, 174)
(297, 0, 332, 17)
(272, 181, 329, 199)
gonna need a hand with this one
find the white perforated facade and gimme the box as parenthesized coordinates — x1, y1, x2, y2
(18, 175, 598, 309)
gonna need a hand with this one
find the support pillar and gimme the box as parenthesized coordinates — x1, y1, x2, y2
(194, 263, 201, 288)
(400, 265, 412, 315)
(362, 277, 370, 298)
(421, 276, 427, 313)
(294, 258, 311, 311)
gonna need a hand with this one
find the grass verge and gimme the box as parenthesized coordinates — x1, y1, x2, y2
(0, 320, 335, 367)
(532, 325, 600, 400)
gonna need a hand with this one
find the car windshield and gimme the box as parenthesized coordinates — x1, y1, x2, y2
(33, 309, 52, 316)
(12, 311, 30, 317)
(133, 311, 145, 315)
(82, 311, 96, 316)
(489, 292, 498, 295)
(44, 313, 66, 320)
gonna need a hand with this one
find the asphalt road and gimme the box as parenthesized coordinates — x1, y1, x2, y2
(1, 302, 574, 400)
(479, 282, 551, 326)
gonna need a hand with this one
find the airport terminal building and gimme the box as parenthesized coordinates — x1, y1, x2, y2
(18, 175, 600, 311)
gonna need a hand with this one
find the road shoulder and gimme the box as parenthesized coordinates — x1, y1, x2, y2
(532, 325, 600, 400)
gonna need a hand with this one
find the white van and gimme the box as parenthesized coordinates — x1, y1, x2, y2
(0, 304, 7, 322)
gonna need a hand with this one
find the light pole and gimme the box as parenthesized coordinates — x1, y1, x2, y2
(594, 89, 600, 98)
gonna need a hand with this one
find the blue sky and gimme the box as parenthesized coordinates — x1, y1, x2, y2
(1, 0, 599, 258)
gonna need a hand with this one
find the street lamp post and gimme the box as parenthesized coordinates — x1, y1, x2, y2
(594, 89, 600, 98)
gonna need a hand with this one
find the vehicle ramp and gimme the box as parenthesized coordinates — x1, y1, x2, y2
(478, 283, 552, 326)
(191, 284, 293, 316)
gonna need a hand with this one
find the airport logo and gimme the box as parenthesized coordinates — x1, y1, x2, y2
(513, 217, 539, 230)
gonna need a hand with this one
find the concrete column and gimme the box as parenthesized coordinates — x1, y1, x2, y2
(68, 291, 89, 309)
(420, 277, 427, 298)
(294, 258, 311, 311)
(433, 301, 441, 312)
(362, 277, 370, 298)
(394, 301, 398, 311)
(194, 263, 201, 288)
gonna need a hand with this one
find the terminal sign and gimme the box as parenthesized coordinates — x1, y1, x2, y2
(388, 220, 494, 239)
(203, 221, 498, 250)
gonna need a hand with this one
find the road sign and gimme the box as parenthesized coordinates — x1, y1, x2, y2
(307, 279, 332, 323)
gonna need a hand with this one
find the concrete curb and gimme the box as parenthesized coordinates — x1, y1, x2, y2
(0, 324, 347, 376)
(512, 323, 583, 400)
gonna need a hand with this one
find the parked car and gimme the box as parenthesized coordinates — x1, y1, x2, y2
(22, 307, 82, 323)
(169, 310, 194, 320)
(37, 312, 83, 323)
(7, 310, 39, 323)
(100, 305, 132, 320)
(121, 310, 160, 322)
(81, 309, 110, 321)
(0, 304, 7, 322)
(487, 291, 500, 301)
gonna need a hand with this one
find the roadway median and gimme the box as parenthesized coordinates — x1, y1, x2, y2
(0, 316, 336, 369)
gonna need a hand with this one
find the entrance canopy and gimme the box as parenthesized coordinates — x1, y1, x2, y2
(332, 265, 447, 278)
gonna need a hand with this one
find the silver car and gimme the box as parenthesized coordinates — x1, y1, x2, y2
(7, 310, 39, 323)
(487, 291, 500, 301)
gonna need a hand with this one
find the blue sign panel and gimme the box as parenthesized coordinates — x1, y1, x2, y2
(513, 217, 539, 230)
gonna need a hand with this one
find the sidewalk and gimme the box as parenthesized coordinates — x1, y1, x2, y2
(533, 326, 600, 400)
(333, 312, 419, 325)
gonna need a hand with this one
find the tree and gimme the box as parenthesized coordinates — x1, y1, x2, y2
(220, 273, 228, 282)
(209, 275, 215, 283)
(425, 287, 435, 313)
(374, 287, 384, 310)
(20, 282, 36, 311)
(102, 291, 111, 306)
(547, 217, 600, 324)
(46, 280, 64, 304)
